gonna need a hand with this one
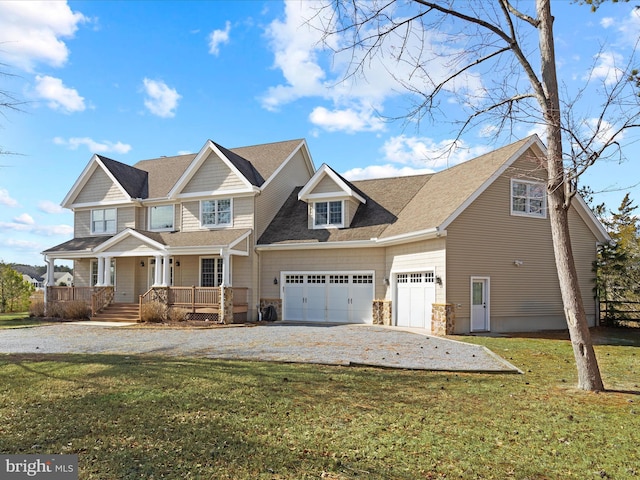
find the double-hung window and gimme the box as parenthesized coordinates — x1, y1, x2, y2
(511, 180, 546, 218)
(314, 200, 343, 228)
(91, 208, 116, 234)
(149, 205, 174, 231)
(201, 258, 224, 287)
(201, 199, 232, 228)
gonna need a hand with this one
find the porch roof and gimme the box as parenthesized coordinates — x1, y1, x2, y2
(43, 229, 252, 257)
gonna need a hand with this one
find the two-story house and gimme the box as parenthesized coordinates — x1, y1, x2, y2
(43, 135, 609, 333)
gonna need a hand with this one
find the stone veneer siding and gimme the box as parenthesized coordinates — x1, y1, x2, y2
(372, 300, 392, 326)
(431, 303, 456, 335)
(259, 298, 282, 321)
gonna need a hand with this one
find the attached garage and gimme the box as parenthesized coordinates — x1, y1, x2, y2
(395, 271, 436, 330)
(282, 271, 374, 323)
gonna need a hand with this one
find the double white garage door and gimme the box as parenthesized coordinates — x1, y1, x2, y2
(282, 272, 374, 323)
(395, 271, 436, 330)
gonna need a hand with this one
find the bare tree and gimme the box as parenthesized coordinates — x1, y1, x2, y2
(316, 0, 640, 391)
(0, 62, 24, 158)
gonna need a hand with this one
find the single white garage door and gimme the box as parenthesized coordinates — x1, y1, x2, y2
(283, 272, 374, 323)
(396, 272, 436, 329)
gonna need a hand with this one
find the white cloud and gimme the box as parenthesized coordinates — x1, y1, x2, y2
(342, 135, 491, 180)
(588, 52, 625, 86)
(342, 164, 434, 181)
(0, 1, 87, 72)
(382, 135, 490, 170)
(14, 213, 35, 225)
(0, 221, 73, 236)
(309, 106, 385, 133)
(0, 188, 18, 207)
(34, 75, 85, 113)
(53, 136, 132, 154)
(142, 78, 181, 118)
(38, 200, 65, 214)
(262, 0, 487, 133)
(600, 17, 615, 29)
(209, 21, 231, 56)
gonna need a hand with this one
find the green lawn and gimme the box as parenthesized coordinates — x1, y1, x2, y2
(0, 329, 638, 479)
(0, 312, 44, 329)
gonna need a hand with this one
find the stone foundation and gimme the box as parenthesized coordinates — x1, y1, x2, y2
(220, 286, 235, 324)
(432, 303, 456, 335)
(260, 298, 282, 321)
(373, 299, 392, 326)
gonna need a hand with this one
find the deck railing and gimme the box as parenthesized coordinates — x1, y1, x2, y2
(46, 286, 115, 316)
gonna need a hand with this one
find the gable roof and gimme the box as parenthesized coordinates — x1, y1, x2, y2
(258, 136, 565, 247)
(298, 163, 367, 204)
(61, 139, 309, 206)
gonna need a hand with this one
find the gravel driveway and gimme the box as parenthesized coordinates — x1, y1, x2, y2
(0, 322, 521, 373)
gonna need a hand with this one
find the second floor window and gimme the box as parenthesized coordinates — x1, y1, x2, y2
(511, 179, 546, 218)
(149, 205, 174, 230)
(201, 199, 232, 227)
(314, 200, 343, 228)
(91, 208, 116, 234)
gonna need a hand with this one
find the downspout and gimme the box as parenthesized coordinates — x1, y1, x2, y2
(256, 249, 262, 322)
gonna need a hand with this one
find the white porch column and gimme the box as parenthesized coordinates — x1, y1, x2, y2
(221, 251, 231, 286)
(154, 255, 162, 286)
(45, 256, 55, 286)
(103, 256, 112, 286)
(96, 257, 105, 286)
(161, 255, 170, 287)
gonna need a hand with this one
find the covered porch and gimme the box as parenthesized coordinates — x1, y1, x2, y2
(43, 228, 254, 323)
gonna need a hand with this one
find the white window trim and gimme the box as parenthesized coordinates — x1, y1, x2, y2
(510, 179, 547, 219)
(313, 200, 344, 229)
(148, 204, 175, 232)
(91, 208, 117, 235)
(200, 198, 233, 228)
(199, 256, 224, 287)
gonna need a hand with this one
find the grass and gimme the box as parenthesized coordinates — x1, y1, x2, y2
(0, 329, 638, 479)
(0, 312, 45, 329)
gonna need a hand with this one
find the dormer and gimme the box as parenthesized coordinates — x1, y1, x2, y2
(298, 164, 366, 229)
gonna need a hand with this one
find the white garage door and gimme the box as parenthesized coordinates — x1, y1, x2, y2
(283, 272, 374, 323)
(396, 272, 436, 329)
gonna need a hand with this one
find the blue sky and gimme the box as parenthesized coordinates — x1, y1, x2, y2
(0, 0, 639, 266)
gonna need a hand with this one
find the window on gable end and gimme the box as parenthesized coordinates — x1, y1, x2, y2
(201, 199, 232, 228)
(511, 179, 546, 218)
(314, 200, 343, 228)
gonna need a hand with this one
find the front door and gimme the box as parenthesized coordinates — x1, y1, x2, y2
(471, 277, 489, 332)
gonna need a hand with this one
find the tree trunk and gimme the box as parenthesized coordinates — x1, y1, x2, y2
(538, 0, 604, 391)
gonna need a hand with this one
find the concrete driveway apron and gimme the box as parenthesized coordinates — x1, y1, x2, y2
(0, 322, 521, 373)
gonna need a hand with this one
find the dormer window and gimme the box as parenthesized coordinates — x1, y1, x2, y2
(149, 205, 174, 231)
(511, 179, 546, 218)
(314, 200, 343, 228)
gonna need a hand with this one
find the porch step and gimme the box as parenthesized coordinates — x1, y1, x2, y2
(92, 303, 139, 322)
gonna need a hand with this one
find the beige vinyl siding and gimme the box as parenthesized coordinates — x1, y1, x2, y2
(118, 206, 136, 231)
(74, 168, 127, 204)
(255, 149, 313, 237)
(136, 207, 146, 231)
(260, 247, 386, 299)
(386, 238, 447, 304)
(312, 175, 341, 195)
(114, 257, 135, 303)
(445, 153, 598, 332)
(345, 198, 360, 227)
(180, 197, 252, 232)
(72, 259, 92, 287)
(74, 210, 91, 237)
(181, 152, 246, 194)
(181, 202, 200, 231)
(103, 236, 157, 254)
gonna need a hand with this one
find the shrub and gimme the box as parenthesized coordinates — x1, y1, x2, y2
(167, 307, 189, 322)
(140, 301, 167, 323)
(29, 299, 45, 318)
(63, 301, 91, 320)
(46, 302, 66, 318)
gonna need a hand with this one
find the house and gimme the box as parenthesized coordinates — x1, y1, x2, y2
(22, 274, 44, 290)
(43, 135, 609, 333)
(53, 271, 73, 286)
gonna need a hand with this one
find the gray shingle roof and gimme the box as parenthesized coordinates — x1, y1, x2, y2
(259, 137, 536, 245)
(97, 155, 148, 199)
(43, 236, 113, 253)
